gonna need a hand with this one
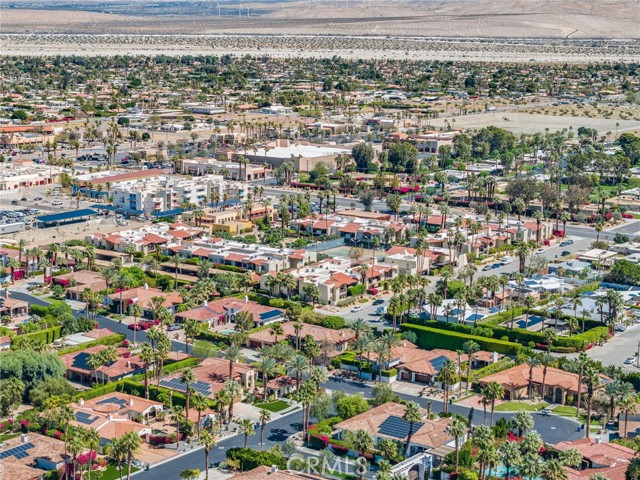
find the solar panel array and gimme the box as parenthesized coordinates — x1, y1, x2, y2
(0, 442, 35, 460)
(159, 379, 212, 396)
(72, 352, 92, 371)
(259, 310, 282, 321)
(378, 416, 424, 440)
(75, 411, 100, 425)
(96, 396, 128, 408)
(429, 355, 450, 372)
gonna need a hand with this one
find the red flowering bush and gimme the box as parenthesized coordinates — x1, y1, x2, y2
(319, 435, 329, 448)
(331, 444, 349, 455)
(54, 430, 63, 439)
(507, 432, 521, 442)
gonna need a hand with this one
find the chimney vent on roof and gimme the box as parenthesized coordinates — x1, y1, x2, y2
(271, 466, 279, 474)
(21, 433, 28, 443)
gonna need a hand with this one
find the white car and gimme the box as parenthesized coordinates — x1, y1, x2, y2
(534, 248, 545, 255)
(351, 306, 363, 313)
(52, 200, 63, 206)
(500, 256, 513, 264)
(624, 357, 636, 365)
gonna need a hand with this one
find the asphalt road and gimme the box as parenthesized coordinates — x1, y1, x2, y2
(132, 377, 583, 480)
(12, 291, 583, 479)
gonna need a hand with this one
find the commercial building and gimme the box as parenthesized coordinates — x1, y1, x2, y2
(0, 162, 60, 190)
(181, 158, 270, 181)
(243, 139, 349, 172)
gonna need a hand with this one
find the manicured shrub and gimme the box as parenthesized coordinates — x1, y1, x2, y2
(401, 324, 521, 355)
(226, 448, 286, 471)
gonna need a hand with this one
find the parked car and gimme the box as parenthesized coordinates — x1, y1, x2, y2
(491, 263, 501, 269)
(561, 250, 571, 256)
(33, 196, 42, 201)
(21, 197, 27, 201)
(624, 357, 636, 365)
(373, 299, 385, 306)
(482, 265, 492, 271)
(534, 248, 545, 255)
(351, 306, 363, 313)
(168, 323, 181, 331)
(500, 256, 513, 265)
(128, 323, 143, 331)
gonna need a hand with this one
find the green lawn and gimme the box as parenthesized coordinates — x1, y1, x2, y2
(552, 406, 601, 428)
(100, 464, 139, 480)
(255, 400, 290, 413)
(0, 433, 18, 442)
(192, 339, 221, 358)
(493, 401, 549, 412)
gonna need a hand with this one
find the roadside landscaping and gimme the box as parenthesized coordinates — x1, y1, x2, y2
(255, 400, 290, 413)
(493, 401, 549, 412)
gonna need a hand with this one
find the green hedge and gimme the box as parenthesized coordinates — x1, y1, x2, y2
(347, 283, 366, 297)
(226, 448, 286, 471)
(57, 333, 125, 355)
(12, 325, 62, 346)
(161, 357, 200, 375)
(461, 358, 514, 382)
(414, 318, 608, 351)
(401, 324, 521, 355)
(381, 368, 398, 377)
(197, 330, 231, 345)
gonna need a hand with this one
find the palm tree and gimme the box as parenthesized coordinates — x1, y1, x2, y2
(237, 417, 255, 448)
(544, 458, 568, 480)
(350, 318, 371, 340)
(222, 380, 243, 420)
(435, 360, 458, 414)
(499, 439, 521, 480)
(512, 411, 534, 437)
(269, 322, 284, 343)
(350, 429, 375, 480)
(200, 429, 216, 480)
(584, 366, 601, 438)
(171, 406, 186, 448)
(258, 408, 272, 449)
(104, 438, 126, 480)
(286, 353, 309, 391)
(619, 393, 637, 438)
(222, 345, 243, 382)
(463, 340, 480, 393)
(57, 405, 74, 469)
(255, 356, 278, 401)
(84, 428, 101, 480)
(181, 368, 196, 419)
(120, 431, 142, 480)
(191, 392, 209, 439)
(139, 343, 155, 400)
(67, 435, 85, 480)
(483, 381, 505, 426)
(449, 416, 467, 470)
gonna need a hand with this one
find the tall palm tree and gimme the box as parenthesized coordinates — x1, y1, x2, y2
(171, 406, 186, 449)
(435, 360, 458, 414)
(57, 405, 75, 471)
(449, 416, 467, 470)
(584, 366, 601, 438)
(258, 408, 272, 450)
(84, 428, 101, 480)
(350, 429, 375, 480)
(499, 439, 521, 480)
(191, 392, 209, 439)
(139, 343, 154, 400)
(463, 340, 480, 393)
(67, 435, 85, 480)
(255, 356, 278, 401)
(286, 353, 309, 391)
(237, 418, 255, 448)
(120, 432, 142, 480)
(350, 318, 371, 340)
(222, 380, 243, 420)
(222, 345, 243, 382)
(483, 381, 505, 426)
(200, 429, 216, 480)
(180, 368, 196, 419)
(103, 437, 126, 480)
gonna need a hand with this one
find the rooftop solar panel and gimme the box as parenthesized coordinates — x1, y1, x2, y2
(0, 443, 35, 460)
(75, 411, 99, 425)
(259, 310, 282, 321)
(96, 396, 128, 408)
(378, 416, 424, 440)
(429, 355, 450, 372)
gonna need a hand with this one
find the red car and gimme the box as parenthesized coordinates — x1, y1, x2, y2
(128, 323, 143, 331)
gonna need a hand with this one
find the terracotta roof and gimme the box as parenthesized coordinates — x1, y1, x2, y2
(335, 402, 452, 449)
(225, 253, 248, 262)
(338, 223, 361, 234)
(480, 364, 609, 393)
(248, 322, 355, 346)
(555, 438, 634, 467)
(142, 233, 168, 244)
(175, 305, 218, 322)
(87, 168, 164, 185)
(228, 466, 324, 480)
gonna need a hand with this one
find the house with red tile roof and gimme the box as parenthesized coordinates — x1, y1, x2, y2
(159, 357, 255, 400)
(195, 297, 285, 327)
(60, 346, 144, 384)
(248, 322, 355, 360)
(554, 438, 634, 480)
(479, 364, 610, 405)
(334, 402, 454, 458)
(106, 284, 182, 315)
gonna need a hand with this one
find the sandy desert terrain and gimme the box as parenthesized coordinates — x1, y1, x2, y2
(0, 0, 638, 59)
